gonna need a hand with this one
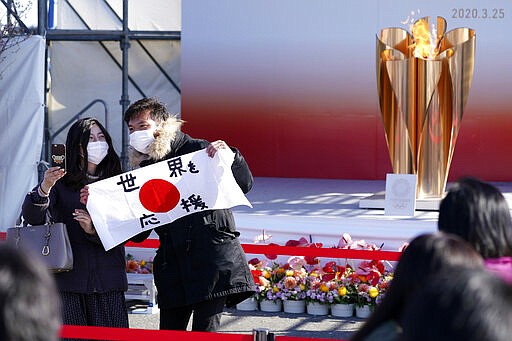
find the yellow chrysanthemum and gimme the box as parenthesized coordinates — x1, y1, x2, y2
(272, 285, 279, 293)
(338, 286, 347, 296)
(140, 260, 146, 266)
(285, 270, 294, 277)
(263, 270, 271, 279)
(320, 283, 329, 293)
(369, 287, 379, 298)
(299, 284, 306, 291)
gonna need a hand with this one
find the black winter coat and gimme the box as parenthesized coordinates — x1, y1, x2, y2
(22, 182, 128, 293)
(132, 131, 255, 309)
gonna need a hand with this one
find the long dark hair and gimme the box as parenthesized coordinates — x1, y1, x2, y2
(351, 232, 483, 341)
(438, 177, 512, 258)
(62, 118, 121, 191)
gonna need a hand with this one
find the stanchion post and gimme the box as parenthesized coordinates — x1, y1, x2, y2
(253, 328, 275, 341)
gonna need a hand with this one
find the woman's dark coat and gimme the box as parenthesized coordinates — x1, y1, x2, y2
(22, 182, 127, 293)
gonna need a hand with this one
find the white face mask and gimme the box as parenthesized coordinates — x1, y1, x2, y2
(129, 122, 156, 154)
(87, 141, 109, 165)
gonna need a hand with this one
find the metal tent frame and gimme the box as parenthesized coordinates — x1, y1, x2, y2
(2, 0, 181, 171)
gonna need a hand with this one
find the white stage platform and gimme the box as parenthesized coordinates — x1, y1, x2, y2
(125, 177, 512, 307)
(232, 178, 512, 251)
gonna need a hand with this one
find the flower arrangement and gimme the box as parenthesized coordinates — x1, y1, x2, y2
(331, 283, 356, 305)
(354, 283, 378, 307)
(305, 266, 337, 304)
(348, 260, 391, 307)
(249, 258, 286, 302)
(243, 233, 396, 312)
(306, 280, 337, 305)
(126, 253, 153, 274)
(278, 256, 308, 301)
(330, 266, 357, 305)
(375, 273, 393, 305)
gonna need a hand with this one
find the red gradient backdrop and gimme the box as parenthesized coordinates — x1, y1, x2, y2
(182, 1, 512, 182)
(182, 94, 512, 181)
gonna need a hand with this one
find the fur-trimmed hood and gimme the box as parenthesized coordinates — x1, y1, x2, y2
(128, 116, 183, 169)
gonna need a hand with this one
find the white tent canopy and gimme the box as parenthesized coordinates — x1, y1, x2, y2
(0, 36, 45, 230)
(49, 0, 181, 147)
(0, 0, 181, 230)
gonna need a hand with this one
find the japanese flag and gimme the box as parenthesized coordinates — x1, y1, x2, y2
(86, 148, 252, 250)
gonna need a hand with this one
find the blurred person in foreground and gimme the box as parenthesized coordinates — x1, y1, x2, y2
(401, 268, 512, 341)
(438, 176, 512, 284)
(351, 232, 483, 341)
(0, 244, 61, 341)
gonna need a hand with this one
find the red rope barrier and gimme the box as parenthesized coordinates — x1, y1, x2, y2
(241, 244, 401, 261)
(60, 325, 252, 341)
(1, 232, 401, 261)
(59, 325, 345, 341)
(125, 239, 160, 248)
(127, 239, 402, 261)
(278, 337, 338, 341)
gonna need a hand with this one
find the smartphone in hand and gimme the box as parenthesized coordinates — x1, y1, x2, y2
(51, 144, 66, 171)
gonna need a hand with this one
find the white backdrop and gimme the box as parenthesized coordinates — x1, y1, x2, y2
(0, 1, 181, 230)
(0, 36, 45, 231)
(48, 0, 181, 154)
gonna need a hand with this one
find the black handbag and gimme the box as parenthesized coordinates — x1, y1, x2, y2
(6, 215, 73, 273)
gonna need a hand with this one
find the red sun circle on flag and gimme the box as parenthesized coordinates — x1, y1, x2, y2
(139, 179, 180, 213)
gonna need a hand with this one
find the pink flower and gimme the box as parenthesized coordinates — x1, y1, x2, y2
(287, 256, 307, 270)
(358, 283, 369, 293)
(283, 277, 297, 289)
(338, 233, 380, 250)
(379, 280, 391, 291)
(337, 233, 353, 248)
(309, 277, 322, 290)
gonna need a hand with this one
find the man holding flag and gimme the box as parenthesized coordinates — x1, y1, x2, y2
(83, 97, 255, 332)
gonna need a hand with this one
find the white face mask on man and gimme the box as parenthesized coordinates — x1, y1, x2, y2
(87, 141, 109, 165)
(129, 121, 157, 154)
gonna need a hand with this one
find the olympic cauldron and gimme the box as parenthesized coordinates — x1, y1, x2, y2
(376, 16, 475, 198)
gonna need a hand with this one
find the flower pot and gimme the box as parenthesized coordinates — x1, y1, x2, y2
(355, 305, 372, 318)
(236, 296, 258, 311)
(306, 302, 329, 316)
(331, 303, 354, 318)
(283, 300, 306, 314)
(259, 299, 282, 312)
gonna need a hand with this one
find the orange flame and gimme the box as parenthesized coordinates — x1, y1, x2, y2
(410, 19, 438, 59)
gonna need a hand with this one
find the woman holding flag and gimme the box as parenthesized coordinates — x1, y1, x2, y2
(22, 118, 129, 331)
